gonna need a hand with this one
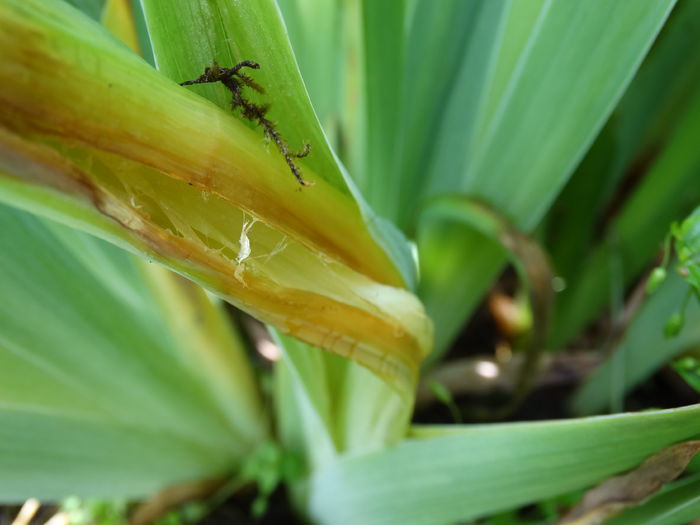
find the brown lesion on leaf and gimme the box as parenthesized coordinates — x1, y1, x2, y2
(0, 124, 101, 205)
(0, 127, 421, 390)
(181, 61, 313, 187)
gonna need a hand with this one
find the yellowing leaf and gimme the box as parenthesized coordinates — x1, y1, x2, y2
(0, 0, 432, 397)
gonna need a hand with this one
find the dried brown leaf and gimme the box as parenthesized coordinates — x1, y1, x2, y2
(559, 440, 700, 525)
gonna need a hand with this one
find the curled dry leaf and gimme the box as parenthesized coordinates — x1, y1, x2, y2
(559, 440, 700, 525)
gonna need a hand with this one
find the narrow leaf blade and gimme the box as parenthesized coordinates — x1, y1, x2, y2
(307, 405, 700, 525)
(0, 204, 265, 500)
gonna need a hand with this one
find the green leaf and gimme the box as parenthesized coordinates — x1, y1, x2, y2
(61, 0, 104, 20)
(549, 79, 700, 346)
(356, 0, 407, 222)
(127, 0, 154, 65)
(0, 204, 266, 500)
(276, 0, 343, 139)
(572, 269, 700, 415)
(394, 0, 508, 230)
(429, 0, 675, 228)
(306, 405, 700, 525)
(543, 0, 700, 288)
(414, 0, 675, 355)
(361, 0, 675, 230)
(272, 332, 341, 470)
(547, 0, 700, 347)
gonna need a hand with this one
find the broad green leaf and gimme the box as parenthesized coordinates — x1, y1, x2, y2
(0, 0, 431, 396)
(127, 0, 154, 66)
(544, 0, 700, 285)
(0, 204, 265, 501)
(2, 411, 224, 502)
(357, 0, 674, 229)
(392, 0, 507, 231)
(573, 265, 700, 416)
(307, 405, 700, 525)
(428, 0, 674, 228)
(549, 81, 700, 347)
(357, 0, 407, 222)
(607, 474, 700, 525)
(547, 1, 700, 347)
(542, 122, 621, 288)
(282, 0, 367, 203)
(335, 0, 365, 179)
(276, 0, 344, 139)
(414, 0, 674, 357)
